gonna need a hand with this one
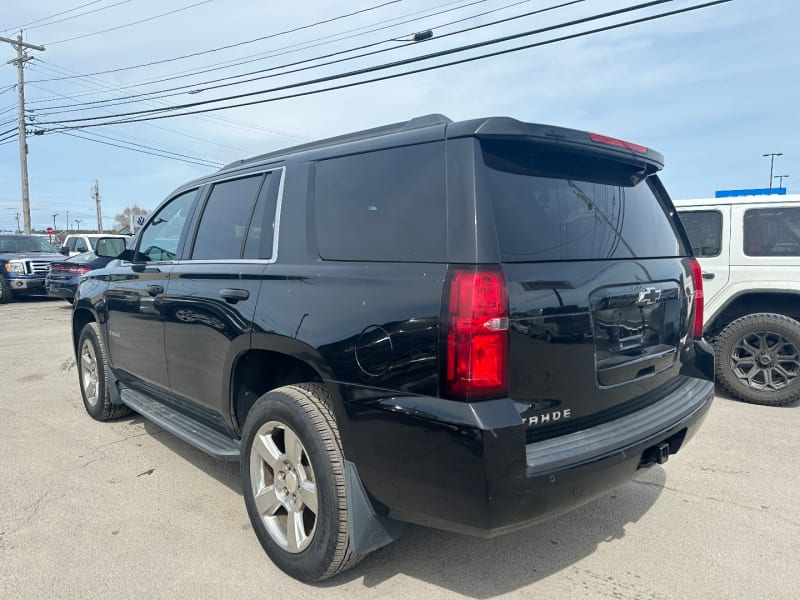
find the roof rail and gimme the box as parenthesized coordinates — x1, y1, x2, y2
(218, 113, 452, 172)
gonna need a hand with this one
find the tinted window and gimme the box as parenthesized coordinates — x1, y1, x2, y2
(680, 211, 722, 257)
(136, 189, 197, 262)
(744, 207, 800, 256)
(243, 172, 279, 260)
(315, 142, 446, 262)
(192, 175, 265, 260)
(74, 238, 89, 253)
(0, 236, 57, 253)
(480, 140, 684, 262)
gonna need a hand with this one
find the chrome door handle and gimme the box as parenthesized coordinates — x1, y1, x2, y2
(219, 288, 249, 303)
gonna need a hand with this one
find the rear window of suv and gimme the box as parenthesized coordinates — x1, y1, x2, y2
(480, 139, 686, 262)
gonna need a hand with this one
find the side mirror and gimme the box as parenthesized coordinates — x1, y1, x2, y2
(60, 247, 70, 256)
(95, 237, 127, 259)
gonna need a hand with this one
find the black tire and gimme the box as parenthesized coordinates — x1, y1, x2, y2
(0, 278, 14, 304)
(77, 322, 132, 420)
(714, 313, 800, 406)
(241, 383, 363, 582)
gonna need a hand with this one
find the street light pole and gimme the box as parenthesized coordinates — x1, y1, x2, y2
(75, 219, 82, 232)
(774, 175, 789, 191)
(763, 152, 783, 193)
(66, 210, 69, 233)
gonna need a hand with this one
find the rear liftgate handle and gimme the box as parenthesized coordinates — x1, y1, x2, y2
(219, 288, 250, 304)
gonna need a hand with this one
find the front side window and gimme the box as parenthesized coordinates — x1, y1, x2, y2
(136, 189, 198, 262)
(679, 210, 722, 257)
(191, 175, 265, 260)
(744, 208, 800, 256)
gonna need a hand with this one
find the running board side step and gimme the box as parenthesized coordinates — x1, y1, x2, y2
(120, 388, 241, 461)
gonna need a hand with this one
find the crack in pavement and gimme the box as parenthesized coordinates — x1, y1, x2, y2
(632, 478, 800, 529)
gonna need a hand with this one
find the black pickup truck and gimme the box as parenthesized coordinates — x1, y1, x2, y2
(0, 234, 64, 303)
(72, 114, 715, 582)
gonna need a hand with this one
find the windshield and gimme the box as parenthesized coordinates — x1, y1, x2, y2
(0, 236, 58, 253)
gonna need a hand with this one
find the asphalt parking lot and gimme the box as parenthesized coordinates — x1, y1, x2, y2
(1, 298, 799, 600)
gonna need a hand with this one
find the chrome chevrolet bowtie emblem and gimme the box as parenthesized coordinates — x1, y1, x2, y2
(637, 287, 661, 305)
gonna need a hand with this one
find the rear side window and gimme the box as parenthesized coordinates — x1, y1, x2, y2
(192, 175, 266, 260)
(744, 207, 800, 256)
(480, 139, 685, 262)
(679, 210, 722, 257)
(314, 142, 446, 262)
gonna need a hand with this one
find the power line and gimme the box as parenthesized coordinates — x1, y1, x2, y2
(29, 0, 412, 81)
(3, 0, 107, 33)
(57, 131, 222, 167)
(35, 0, 539, 113)
(11, 1, 134, 33)
(41, 0, 732, 130)
(24, 0, 484, 106)
(39, 0, 688, 124)
(29, 62, 309, 142)
(27, 80, 253, 154)
(45, 0, 216, 45)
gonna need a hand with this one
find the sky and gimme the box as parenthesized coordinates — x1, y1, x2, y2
(0, 0, 797, 233)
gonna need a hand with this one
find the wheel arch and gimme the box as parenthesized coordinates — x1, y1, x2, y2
(229, 334, 342, 437)
(706, 290, 800, 338)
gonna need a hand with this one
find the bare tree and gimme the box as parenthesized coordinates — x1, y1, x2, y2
(114, 205, 149, 232)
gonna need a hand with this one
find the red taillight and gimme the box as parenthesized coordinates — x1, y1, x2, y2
(689, 258, 704, 338)
(589, 132, 648, 154)
(67, 265, 91, 274)
(442, 268, 509, 400)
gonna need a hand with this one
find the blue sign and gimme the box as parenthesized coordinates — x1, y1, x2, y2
(715, 188, 787, 198)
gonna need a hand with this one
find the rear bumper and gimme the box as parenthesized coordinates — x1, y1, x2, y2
(343, 376, 713, 537)
(46, 280, 77, 300)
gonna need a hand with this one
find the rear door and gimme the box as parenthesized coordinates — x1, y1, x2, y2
(476, 138, 695, 439)
(163, 169, 281, 431)
(677, 207, 730, 306)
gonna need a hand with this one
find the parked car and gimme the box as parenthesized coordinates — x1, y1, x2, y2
(0, 234, 64, 303)
(60, 233, 129, 257)
(675, 194, 800, 406)
(46, 248, 122, 303)
(73, 115, 714, 582)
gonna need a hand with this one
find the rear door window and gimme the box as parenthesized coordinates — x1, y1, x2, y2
(744, 207, 800, 256)
(679, 210, 722, 257)
(480, 139, 685, 262)
(314, 142, 446, 262)
(191, 175, 266, 260)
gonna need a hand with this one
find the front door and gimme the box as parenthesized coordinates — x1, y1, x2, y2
(104, 189, 200, 393)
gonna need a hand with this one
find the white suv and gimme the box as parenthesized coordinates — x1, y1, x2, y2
(60, 233, 129, 257)
(675, 194, 800, 406)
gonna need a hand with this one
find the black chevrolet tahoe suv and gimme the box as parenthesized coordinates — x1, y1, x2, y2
(73, 114, 714, 582)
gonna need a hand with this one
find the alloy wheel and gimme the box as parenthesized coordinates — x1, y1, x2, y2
(730, 330, 800, 392)
(249, 421, 318, 553)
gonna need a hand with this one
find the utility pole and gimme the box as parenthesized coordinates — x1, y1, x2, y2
(1, 33, 45, 235)
(763, 152, 783, 194)
(92, 180, 103, 233)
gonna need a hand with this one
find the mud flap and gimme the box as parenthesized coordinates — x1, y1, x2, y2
(345, 460, 405, 555)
